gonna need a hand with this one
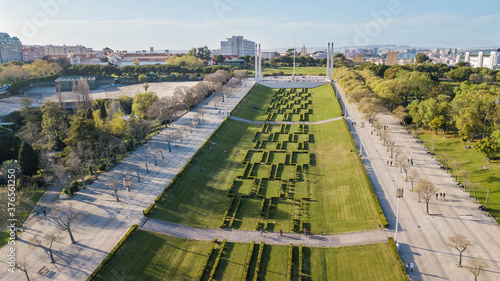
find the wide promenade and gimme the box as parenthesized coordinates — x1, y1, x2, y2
(335, 81, 500, 281)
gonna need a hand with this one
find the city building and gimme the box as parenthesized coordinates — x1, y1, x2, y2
(0, 32, 23, 63)
(397, 49, 417, 60)
(107, 50, 170, 66)
(220, 36, 255, 57)
(44, 44, 90, 55)
(463, 49, 500, 70)
(68, 52, 101, 65)
(385, 50, 398, 66)
(311, 50, 327, 60)
(261, 52, 278, 59)
(22, 45, 46, 62)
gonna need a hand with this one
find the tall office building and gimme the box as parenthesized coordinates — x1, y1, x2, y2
(220, 36, 255, 57)
(0, 33, 23, 63)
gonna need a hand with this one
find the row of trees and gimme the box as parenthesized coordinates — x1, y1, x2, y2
(0, 60, 61, 85)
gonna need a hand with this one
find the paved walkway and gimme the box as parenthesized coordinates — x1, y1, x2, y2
(0, 80, 256, 281)
(141, 218, 390, 247)
(229, 115, 344, 125)
(333, 81, 500, 281)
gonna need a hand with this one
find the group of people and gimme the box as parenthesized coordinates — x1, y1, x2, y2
(435, 192, 446, 200)
(405, 262, 415, 273)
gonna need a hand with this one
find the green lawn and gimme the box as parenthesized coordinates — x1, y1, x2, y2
(233, 84, 342, 122)
(260, 66, 327, 76)
(150, 85, 380, 234)
(95, 230, 403, 281)
(418, 129, 500, 223)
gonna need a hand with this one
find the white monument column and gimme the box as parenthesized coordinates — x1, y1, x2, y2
(255, 44, 258, 80)
(258, 44, 262, 79)
(330, 42, 334, 79)
(326, 43, 330, 80)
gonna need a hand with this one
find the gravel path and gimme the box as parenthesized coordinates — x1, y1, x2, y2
(141, 218, 391, 247)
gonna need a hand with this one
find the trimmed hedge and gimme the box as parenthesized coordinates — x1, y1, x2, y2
(287, 243, 293, 281)
(342, 118, 389, 228)
(252, 242, 265, 281)
(86, 224, 138, 281)
(241, 241, 255, 281)
(299, 244, 303, 281)
(208, 239, 227, 281)
(197, 245, 215, 281)
(388, 237, 410, 281)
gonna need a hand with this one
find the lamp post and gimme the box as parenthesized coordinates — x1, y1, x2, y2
(359, 125, 363, 157)
(485, 189, 490, 208)
(394, 188, 404, 245)
(123, 177, 132, 228)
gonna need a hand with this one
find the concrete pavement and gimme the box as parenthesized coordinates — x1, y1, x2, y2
(334, 81, 500, 281)
(0, 79, 256, 281)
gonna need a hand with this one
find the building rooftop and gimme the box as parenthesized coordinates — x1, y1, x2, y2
(55, 76, 96, 82)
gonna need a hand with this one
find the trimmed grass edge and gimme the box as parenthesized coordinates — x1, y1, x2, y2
(87, 224, 138, 281)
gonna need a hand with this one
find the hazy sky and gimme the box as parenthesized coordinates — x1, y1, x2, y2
(1, 0, 499, 51)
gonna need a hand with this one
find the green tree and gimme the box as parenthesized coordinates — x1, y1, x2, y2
(138, 74, 148, 83)
(214, 55, 225, 64)
(85, 108, 94, 120)
(445, 67, 472, 82)
(196, 46, 211, 61)
(415, 53, 430, 63)
(18, 141, 38, 176)
(65, 117, 97, 148)
(41, 100, 67, 148)
(99, 102, 107, 120)
(475, 137, 499, 163)
(0, 126, 21, 163)
(118, 95, 133, 115)
(131, 92, 158, 119)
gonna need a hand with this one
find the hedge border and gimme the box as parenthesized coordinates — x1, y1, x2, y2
(287, 243, 293, 281)
(252, 242, 265, 281)
(230, 82, 257, 115)
(197, 244, 215, 281)
(86, 224, 138, 280)
(388, 237, 410, 281)
(208, 239, 227, 281)
(241, 241, 255, 281)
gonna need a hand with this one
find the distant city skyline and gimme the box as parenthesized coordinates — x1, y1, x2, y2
(0, 0, 499, 51)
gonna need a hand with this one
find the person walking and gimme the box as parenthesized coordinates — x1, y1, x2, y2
(279, 229, 283, 236)
(435, 193, 438, 200)
(260, 229, 263, 237)
(387, 160, 389, 166)
(443, 193, 446, 200)
(410, 262, 415, 272)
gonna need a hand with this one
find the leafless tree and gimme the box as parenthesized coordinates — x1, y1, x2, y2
(147, 147, 159, 166)
(127, 118, 152, 148)
(72, 78, 92, 111)
(393, 147, 401, 162)
(415, 179, 439, 214)
(468, 258, 487, 281)
(106, 175, 121, 202)
(408, 170, 418, 191)
(56, 83, 63, 108)
(458, 170, 473, 192)
(467, 181, 481, 203)
(198, 108, 207, 121)
(141, 155, 150, 173)
(373, 121, 382, 136)
(67, 150, 88, 189)
(147, 96, 182, 125)
(449, 234, 472, 267)
(50, 204, 82, 244)
(30, 232, 62, 263)
(402, 162, 411, 181)
(174, 86, 197, 110)
(165, 129, 181, 152)
(97, 130, 124, 171)
(386, 140, 394, 152)
(449, 159, 462, 181)
(15, 260, 30, 281)
(133, 165, 141, 182)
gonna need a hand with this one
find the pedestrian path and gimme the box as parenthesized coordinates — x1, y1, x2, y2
(140, 218, 391, 247)
(229, 115, 344, 125)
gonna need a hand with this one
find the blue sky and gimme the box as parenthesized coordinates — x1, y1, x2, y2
(1, 0, 499, 51)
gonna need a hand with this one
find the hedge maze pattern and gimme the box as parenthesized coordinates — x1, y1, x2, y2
(221, 88, 314, 233)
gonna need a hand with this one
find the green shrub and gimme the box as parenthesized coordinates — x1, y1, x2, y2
(61, 188, 68, 195)
(208, 239, 227, 280)
(197, 245, 215, 281)
(253, 242, 265, 281)
(388, 237, 410, 281)
(241, 241, 255, 281)
(287, 243, 293, 281)
(299, 244, 303, 280)
(143, 204, 155, 216)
